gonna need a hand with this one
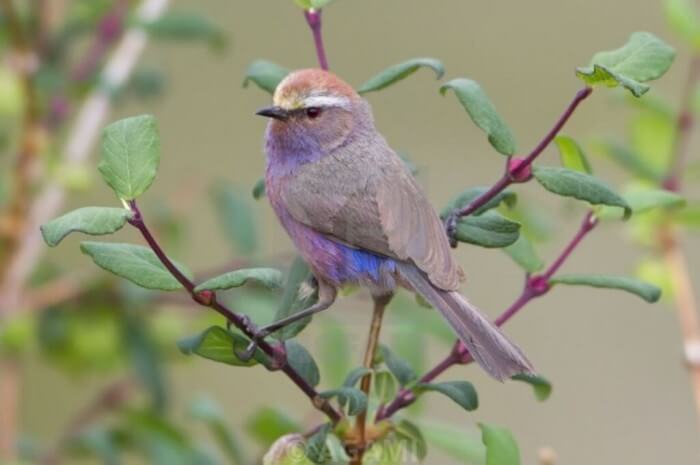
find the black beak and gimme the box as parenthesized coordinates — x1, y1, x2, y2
(256, 106, 289, 120)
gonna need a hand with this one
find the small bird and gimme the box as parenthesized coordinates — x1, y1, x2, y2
(255, 69, 534, 380)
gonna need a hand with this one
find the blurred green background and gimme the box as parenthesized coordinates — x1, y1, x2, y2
(26, 0, 700, 464)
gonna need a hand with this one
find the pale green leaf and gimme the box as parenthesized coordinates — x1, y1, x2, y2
(194, 268, 283, 293)
(479, 423, 520, 465)
(99, 115, 160, 200)
(319, 387, 367, 415)
(554, 135, 592, 173)
(80, 242, 190, 291)
(357, 57, 445, 94)
(243, 60, 289, 94)
(455, 211, 520, 248)
(503, 235, 544, 273)
(440, 78, 517, 155)
(177, 326, 266, 367)
(665, 0, 700, 49)
(441, 188, 516, 217)
(41, 207, 133, 247)
(511, 374, 552, 401)
(550, 274, 661, 303)
(380, 345, 417, 386)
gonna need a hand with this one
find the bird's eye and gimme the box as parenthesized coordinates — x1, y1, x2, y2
(305, 107, 322, 119)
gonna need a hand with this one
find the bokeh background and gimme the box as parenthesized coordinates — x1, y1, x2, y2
(21, 0, 700, 464)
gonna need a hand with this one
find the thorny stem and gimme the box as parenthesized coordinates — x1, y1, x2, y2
(304, 9, 329, 71)
(126, 201, 342, 424)
(455, 87, 593, 219)
(377, 210, 599, 420)
(352, 295, 391, 464)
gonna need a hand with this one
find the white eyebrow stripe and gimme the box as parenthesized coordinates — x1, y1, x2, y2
(302, 95, 351, 109)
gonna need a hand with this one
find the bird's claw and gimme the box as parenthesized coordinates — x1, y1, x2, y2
(236, 328, 270, 362)
(444, 213, 459, 248)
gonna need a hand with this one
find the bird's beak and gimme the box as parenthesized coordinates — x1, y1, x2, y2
(256, 106, 289, 120)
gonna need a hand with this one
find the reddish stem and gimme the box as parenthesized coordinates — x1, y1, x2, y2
(456, 87, 593, 218)
(127, 201, 342, 424)
(304, 9, 329, 71)
(377, 210, 599, 420)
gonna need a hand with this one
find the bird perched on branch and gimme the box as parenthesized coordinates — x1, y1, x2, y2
(254, 69, 534, 381)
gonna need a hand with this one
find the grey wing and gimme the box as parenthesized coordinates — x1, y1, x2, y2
(282, 136, 463, 291)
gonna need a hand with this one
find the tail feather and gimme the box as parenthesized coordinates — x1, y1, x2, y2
(398, 263, 534, 381)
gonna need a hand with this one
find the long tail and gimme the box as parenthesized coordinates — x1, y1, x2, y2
(397, 263, 535, 381)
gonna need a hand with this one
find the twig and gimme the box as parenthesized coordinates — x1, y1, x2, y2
(0, 358, 20, 461)
(304, 9, 329, 71)
(0, 0, 171, 317)
(377, 211, 599, 420)
(126, 201, 343, 424)
(352, 295, 391, 463)
(455, 87, 593, 219)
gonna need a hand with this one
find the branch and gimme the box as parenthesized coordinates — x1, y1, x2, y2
(0, 0, 171, 317)
(126, 201, 343, 424)
(454, 87, 593, 219)
(304, 9, 329, 71)
(377, 211, 599, 420)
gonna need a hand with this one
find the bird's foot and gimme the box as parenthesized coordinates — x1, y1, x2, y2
(232, 316, 267, 362)
(444, 212, 459, 248)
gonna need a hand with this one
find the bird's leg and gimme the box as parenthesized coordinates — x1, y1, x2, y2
(444, 212, 459, 248)
(237, 283, 337, 362)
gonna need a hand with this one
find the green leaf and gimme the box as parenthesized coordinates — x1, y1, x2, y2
(273, 257, 316, 340)
(479, 423, 520, 465)
(394, 420, 427, 461)
(99, 115, 160, 200)
(177, 326, 263, 367)
(440, 78, 517, 155)
(455, 211, 520, 248)
(142, 12, 225, 48)
(665, 0, 700, 49)
(554, 135, 592, 174)
(286, 340, 320, 387)
(189, 396, 246, 465)
(294, 0, 336, 9)
(41, 207, 133, 247)
(80, 242, 190, 291)
(550, 274, 661, 303)
(357, 57, 445, 94)
(630, 108, 675, 177)
(252, 177, 266, 199)
(373, 370, 399, 403)
(422, 423, 486, 464)
(625, 188, 685, 213)
(320, 387, 367, 415)
(595, 140, 663, 182)
(503, 235, 544, 273)
(380, 345, 417, 386)
(416, 381, 478, 411)
(532, 166, 631, 217)
(123, 313, 167, 412)
(245, 407, 302, 447)
(243, 60, 289, 94)
(677, 202, 700, 228)
(343, 367, 372, 387)
(195, 268, 283, 293)
(576, 32, 676, 97)
(511, 374, 552, 401)
(212, 184, 258, 256)
(305, 423, 331, 464)
(441, 188, 516, 218)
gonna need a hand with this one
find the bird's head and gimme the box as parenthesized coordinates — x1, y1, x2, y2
(258, 69, 366, 153)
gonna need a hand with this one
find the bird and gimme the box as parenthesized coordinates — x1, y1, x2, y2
(253, 68, 534, 381)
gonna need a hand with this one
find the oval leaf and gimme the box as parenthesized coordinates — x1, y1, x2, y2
(440, 78, 517, 155)
(273, 256, 316, 341)
(554, 135, 592, 174)
(511, 373, 552, 401)
(99, 115, 161, 200)
(285, 340, 320, 387)
(576, 32, 676, 97)
(416, 381, 478, 411)
(373, 370, 399, 403)
(80, 241, 191, 290)
(177, 326, 258, 367)
(194, 268, 283, 293)
(503, 235, 544, 273)
(550, 274, 661, 303)
(455, 211, 520, 248)
(319, 387, 367, 415)
(394, 420, 428, 461)
(479, 423, 520, 465)
(41, 207, 133, 247)
(380, 345, 417, 386)
(441, 188, 517, 218)
(243, 60, 289, 94)
(357, 57, 445, 94)
(532, 166, 631, 217)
